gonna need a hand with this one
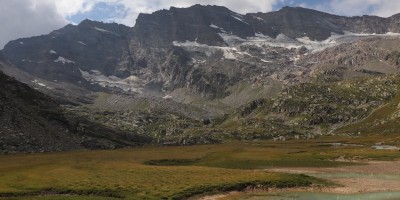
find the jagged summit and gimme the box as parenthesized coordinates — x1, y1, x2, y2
(133, 4, 253, 46)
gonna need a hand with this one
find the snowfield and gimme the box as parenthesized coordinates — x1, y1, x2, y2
(80, 69, 143, 93)
(54, 56, 75, 64)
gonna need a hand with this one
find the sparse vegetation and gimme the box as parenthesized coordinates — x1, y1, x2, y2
(1, 140, 400, 199)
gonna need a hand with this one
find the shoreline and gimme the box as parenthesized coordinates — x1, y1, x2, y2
(197, 160, 400, 200)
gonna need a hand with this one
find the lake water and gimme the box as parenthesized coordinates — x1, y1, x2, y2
(238, 191, 400, 200)
(232, 171, 400, 200)
(309, 172, 400, 181)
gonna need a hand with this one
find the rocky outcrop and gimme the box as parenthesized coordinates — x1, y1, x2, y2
(298, 37, 400, 82)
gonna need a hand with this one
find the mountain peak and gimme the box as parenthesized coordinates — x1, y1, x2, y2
(278, 6, 334, 15)
(78, 19, 112, 27)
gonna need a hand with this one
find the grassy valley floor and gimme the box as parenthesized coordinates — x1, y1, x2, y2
(0, 139, 400, 200)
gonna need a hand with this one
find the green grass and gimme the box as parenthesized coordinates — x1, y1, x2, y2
(335, 87, 400, 141)
(1, 140, 399, 199)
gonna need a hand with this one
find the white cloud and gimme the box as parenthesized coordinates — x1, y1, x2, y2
(370, 1, 400, 17)
(0, 0, 68, 49)
(328, 0, 384, 16)
(302, 0, 400, 17)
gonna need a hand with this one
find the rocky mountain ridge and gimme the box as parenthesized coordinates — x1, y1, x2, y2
(4, 5, 400, 100)
(3, 5, 400, 151)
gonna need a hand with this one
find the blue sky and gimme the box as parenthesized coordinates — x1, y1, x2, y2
(67, 2, 127, 24)
(1, 0, 400, 48)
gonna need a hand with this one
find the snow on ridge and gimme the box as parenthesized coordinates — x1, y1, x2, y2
(296, 31, 400, 52)
(173, 30, 400, 61)
(342, 31, 400, 37)
(54, 56, 75, 64)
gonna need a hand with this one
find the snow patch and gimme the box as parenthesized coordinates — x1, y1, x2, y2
(219, 31, 400, 53)
(32, 79, 51, 89)
(163, 95, 173, 100)
(209, 24, 220, 29)
(209, 24, 226, 33)
(231, 15, 249, 25)
(78, 41, 87, 46)
(260, 59, 273, 63)
(49, 50, 57, 54)
(253, 16, 264, 21)
(296, 32, 400, 52)
(172, 30, 386, 60)
(173, 40, 220, 57)
(32, 79, 46, 86)
(80, 69, 143, 93)
(218, 33, 246, 46)
(94, 27, 119, 36)
(223, 49, 237, 60)
(385, 32, 400, 36)
(54, 56, 75, 64)
(343, 31, 400, 37)
(255, 32, 270, 38)
(372, 145, 399, 150)
(191, 58, 206, 64)
(173, 40, 238, 60)
(19, 41, 24, 45)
